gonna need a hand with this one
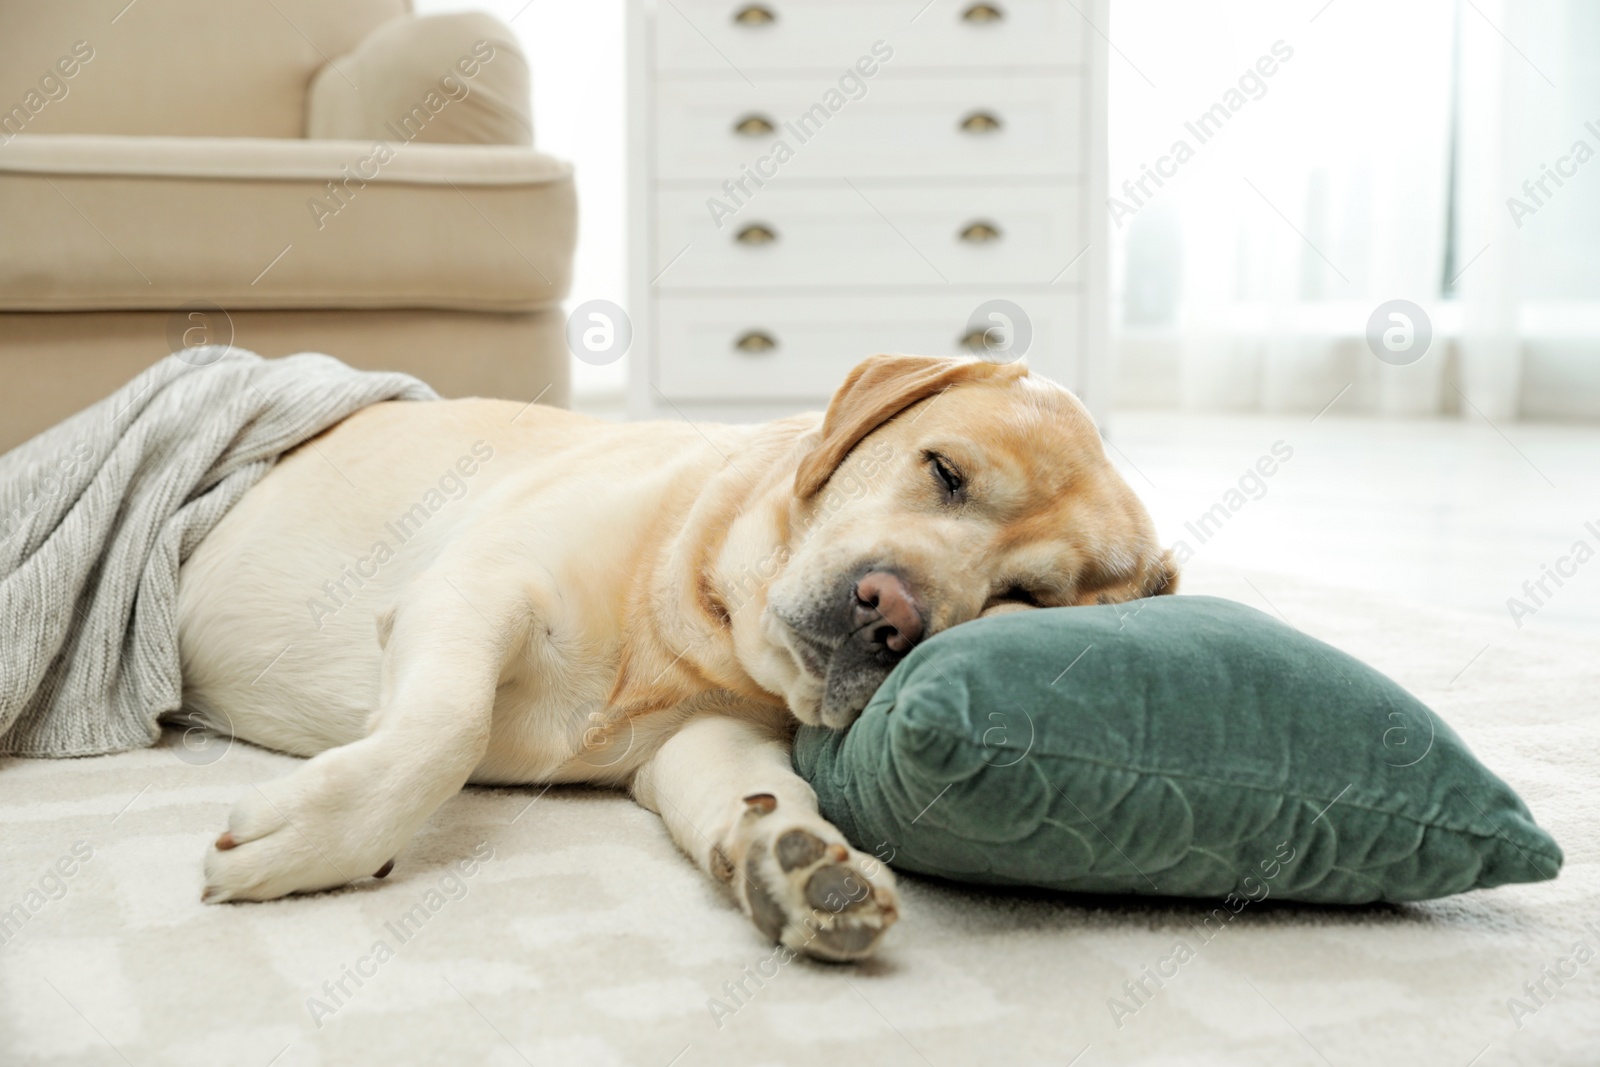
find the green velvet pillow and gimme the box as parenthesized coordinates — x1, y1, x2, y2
(794, 596, 1561, 903)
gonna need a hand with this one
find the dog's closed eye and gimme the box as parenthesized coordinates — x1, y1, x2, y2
(926, 452, 965, 501)
(980, 584, 1043, 617)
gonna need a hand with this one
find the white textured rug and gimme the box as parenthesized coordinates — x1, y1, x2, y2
(1, 561, 1594, 1067)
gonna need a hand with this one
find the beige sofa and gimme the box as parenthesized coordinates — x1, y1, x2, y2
(0, 1, 576, 453)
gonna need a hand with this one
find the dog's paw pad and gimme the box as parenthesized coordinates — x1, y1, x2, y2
(739, 819, 899, 962)
(743, 855, 789, 941)
(776, 828, 826, 871)
(743, 792, 778, 814)
(805, 864, 870, 912)
(710, 845, 737, 883)
(807, 920, 880, 958)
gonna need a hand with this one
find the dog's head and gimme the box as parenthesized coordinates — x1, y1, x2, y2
(754, 354, 1176, 729)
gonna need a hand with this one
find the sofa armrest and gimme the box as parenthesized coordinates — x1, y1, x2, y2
(306, 12, 533, 147)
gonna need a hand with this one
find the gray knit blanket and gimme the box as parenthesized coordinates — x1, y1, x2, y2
(0, 348, 437, 757)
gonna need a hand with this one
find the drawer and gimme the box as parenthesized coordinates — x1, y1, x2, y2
(653, 75, 1081, 181)
(655, 184, 1084, 289)
(654, 292, 1081, 400)
(655, 0, 1086, 73)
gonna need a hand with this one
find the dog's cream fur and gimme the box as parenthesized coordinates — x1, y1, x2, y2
(179, 354, 1174, 959)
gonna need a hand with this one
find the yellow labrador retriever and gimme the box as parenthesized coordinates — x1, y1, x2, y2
(182, 353, 1175, 960)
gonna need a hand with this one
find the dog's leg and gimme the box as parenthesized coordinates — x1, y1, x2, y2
(202, 567, 524, 903)
(632, 713, 900, 961)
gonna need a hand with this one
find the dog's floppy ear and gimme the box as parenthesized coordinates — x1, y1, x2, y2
(1147, 547, 1181, 597)
(794, 354, 1027, 498)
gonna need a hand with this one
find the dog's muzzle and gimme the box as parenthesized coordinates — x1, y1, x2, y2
(783, 567, 927, 730)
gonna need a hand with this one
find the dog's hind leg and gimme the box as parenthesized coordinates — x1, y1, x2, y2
(201, 558, 529, 903)
(631, 712, 900, 961)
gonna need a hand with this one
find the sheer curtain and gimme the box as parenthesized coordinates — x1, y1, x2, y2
(414, 0, 629, 402)
(1462, 0, 1600, 420)
(1111, 0, 1600, 420)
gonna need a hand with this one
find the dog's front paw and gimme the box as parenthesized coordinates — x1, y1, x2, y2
(202, 750, 396, 903)
(728, 794, 899, 961)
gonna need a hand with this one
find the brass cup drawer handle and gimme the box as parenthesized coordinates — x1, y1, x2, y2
(733, 4, 776, 26)
(959, 327, 996, 353)
(959, 111, 1003, 134)
(733, 113, 776, 137)
(962, 3, 1005, 22)
(735, 223, 778, 245)
(959, 221, 1003, 243)
(735, 330, 778, 353)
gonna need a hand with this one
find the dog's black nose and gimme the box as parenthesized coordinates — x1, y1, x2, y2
(852, 572, 924, 654)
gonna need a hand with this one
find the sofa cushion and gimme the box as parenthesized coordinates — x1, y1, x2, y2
(0, 308, 570, 455)
(0, 134, 575, 313)
(0, 0, 406, 140)
(308, 13, 534, 147)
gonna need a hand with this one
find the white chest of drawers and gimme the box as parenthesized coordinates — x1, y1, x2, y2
(626, 0, 1109, 422)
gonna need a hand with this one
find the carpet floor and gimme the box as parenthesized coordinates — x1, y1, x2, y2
(2, 413, 1595, 1067)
